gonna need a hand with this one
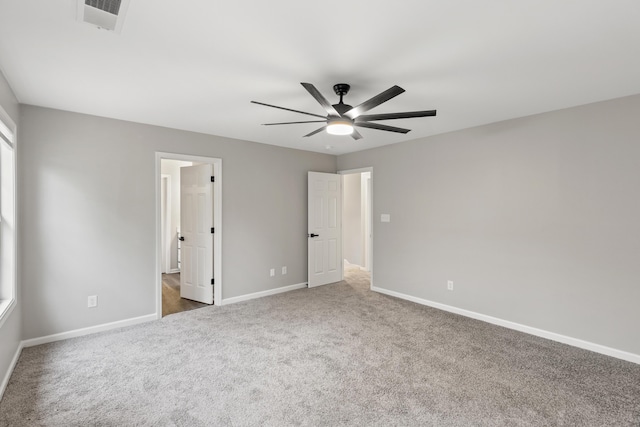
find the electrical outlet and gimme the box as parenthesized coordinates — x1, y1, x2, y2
(447, 280, 454, 291)
(88, 295, 98, 308)
(270, 268, 275, 277)
(282, 266, 287, 275)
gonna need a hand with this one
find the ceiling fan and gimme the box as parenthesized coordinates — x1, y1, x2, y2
(251, 83, 437, 140)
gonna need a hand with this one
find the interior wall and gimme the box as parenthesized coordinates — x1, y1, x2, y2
(160, 159, 192, 272)
(19, 105, 336, 340)
(337, 94, 640, 356)
(343, 173, 363, 266)
(0, 69, 20, 390)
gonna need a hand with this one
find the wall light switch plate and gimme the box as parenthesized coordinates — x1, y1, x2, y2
(381, 214, 391, 223)
(270, 268, 275, 277)
(282, 266, 287, 275)
(447, 281, 454, 291)
(88, 295, 98, 308)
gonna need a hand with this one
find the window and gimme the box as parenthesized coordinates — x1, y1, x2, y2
(0, 104, 16, 328)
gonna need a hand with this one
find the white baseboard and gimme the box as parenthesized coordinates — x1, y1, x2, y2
(0, 341, 23, 402)
(21, 314, 157, 348)
(168, 268, 180, 274)
(221, 282, 307, 305)
(1, 314, 156, 401)
(372, 285, 640, 365)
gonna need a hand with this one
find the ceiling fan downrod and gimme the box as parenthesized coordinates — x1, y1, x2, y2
(333, 83, 350, 105)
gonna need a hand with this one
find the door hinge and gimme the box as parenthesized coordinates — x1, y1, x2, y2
(211, 227, 215, 234)
(211, 279, 215, 285)
(211, 176, 215, 182)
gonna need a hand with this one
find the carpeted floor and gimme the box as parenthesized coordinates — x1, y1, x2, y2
(1, 267, 639, 426)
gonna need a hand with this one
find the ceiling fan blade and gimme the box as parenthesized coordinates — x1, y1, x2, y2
(303, 126, 327, 137)
(263, 120, 327, 126)
(301, 83, 341, 117)
(355, 122, 411, 134)
(344, 85, 406, 120)
(351, 129, 363, 140)
(251, 101, 326, 119)
(356, 110, 437, 122)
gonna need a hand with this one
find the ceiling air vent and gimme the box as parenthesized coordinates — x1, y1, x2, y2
(77, 0, 130, 33)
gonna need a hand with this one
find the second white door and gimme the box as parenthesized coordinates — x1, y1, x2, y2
(308, 171, 342, 287)
(180, 164, 214, 304)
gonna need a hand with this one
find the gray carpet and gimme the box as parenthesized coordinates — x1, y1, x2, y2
(1, 267, 639, 426)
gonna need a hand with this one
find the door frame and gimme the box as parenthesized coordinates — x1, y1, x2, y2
(338, 167, 374, 290)
(155, 152, 223, 318)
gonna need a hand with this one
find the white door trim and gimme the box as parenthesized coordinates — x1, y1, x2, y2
(338, 167, 373, 290)
(155, 152, 223, 319)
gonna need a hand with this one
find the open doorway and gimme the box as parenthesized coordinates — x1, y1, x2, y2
(340, 168, 373, 291)
(156, 153, 222, 318)
(160, 159, 207, 316)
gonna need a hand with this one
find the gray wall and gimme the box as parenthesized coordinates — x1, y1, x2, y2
(338, 94, 640, 355)
(20, 106, 336, 339)
(6, 90, 640, 364)
(343, 173, 363, 266)
(0, 69, 20, 387)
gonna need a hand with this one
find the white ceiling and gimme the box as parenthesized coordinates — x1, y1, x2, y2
(1, 1, 639, 155)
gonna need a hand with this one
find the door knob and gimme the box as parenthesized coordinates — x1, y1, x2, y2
(308, 233, 319, 238)
(179, 236, 185, 241)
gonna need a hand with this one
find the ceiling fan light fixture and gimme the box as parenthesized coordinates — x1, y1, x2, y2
(252, 82, 437, 140)
(326, 119, 354, 135)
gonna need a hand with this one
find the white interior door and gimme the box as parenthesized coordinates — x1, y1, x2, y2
(308, 171, 342, 287)
(364, 174, 372, 272)
(160, 175, 171, 274)
(180, 164, 214, 304)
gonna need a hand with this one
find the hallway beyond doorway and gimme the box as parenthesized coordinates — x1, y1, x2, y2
(344, 261, 371, 291)
(162, 273, 208, 317)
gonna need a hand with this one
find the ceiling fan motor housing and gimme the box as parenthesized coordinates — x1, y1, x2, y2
(332, 102, 353, 116)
